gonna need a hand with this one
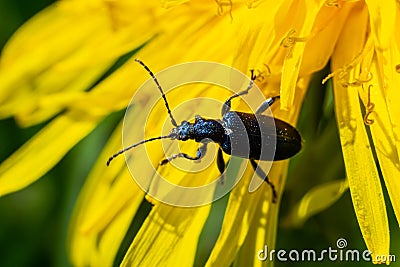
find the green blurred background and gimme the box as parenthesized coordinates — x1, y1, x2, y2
(0, 1, 398, 266)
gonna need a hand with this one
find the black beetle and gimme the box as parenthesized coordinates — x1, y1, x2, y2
(107, 59, 302, 203)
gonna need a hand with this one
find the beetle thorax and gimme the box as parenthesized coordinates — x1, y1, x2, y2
(170, 115, 226, 143)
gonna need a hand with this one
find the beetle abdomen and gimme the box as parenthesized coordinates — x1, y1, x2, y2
(221, 111, 301, 160)
(273, 118, 302, 160)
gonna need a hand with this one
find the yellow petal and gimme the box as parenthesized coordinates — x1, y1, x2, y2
(280, 0, 326, 110)
(385, 46, 400, 173)
(0, 66, 108, 126)
(365, 1, 400, 171)
(206, 162, 269, 267)
(334, 83, 390, 263)
(68, 122, 144, 266)
(368, 60, 400, 229)
(0, 0, 160, 125)
(284, 179, 348, 228)
(234, 162, 289, 267)
(0, 53, 149, 197)
(333, 81, 389, 264)
(331, 2, 389, 261)
(161, 0, 189, 8)
(0, 112, 99, 196)
(231, 0, 290, 74)
(301, 3, 354, 74)
(364, 0, 396, 50)
(121, 204, 211, 266)
(0, 3, 110, 101)
(235, 196, 272, 267)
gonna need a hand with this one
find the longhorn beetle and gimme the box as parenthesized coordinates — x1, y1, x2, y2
(107, 59, 302, 203)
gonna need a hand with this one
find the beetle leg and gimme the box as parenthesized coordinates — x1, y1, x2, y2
(221, 70, 257, 116)
(159, 143, 208, 165)
(216, 148, 226, 184)
(250, 159, 277, 203)
(255, 96, 280, 114)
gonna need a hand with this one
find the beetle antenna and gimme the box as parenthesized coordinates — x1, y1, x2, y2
(107, 134, 173, 166)
(135, 59, 178, 127)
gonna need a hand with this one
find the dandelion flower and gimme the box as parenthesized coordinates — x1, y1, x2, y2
(0, 0, 399, 266)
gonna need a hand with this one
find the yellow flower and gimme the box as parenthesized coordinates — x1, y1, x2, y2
(0, 0, 399, 266)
